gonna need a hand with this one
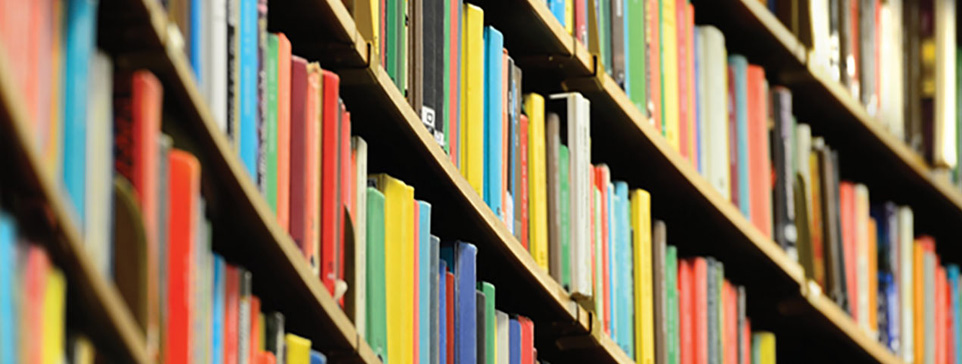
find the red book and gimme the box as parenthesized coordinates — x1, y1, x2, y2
(692, 258, 708, 364)
(726, 64, 739, 207)
(595, 166, 611, 333)
(448, 0, 460, 167)
(519, 114, 530, 249)
(113, 70, 163, 350)
(250, 296, 261, 360)
(519, 316, 535, 364)
(676, 2, 689, 162)
(413, 202, 421, 364)
(320, 70, 342, 294)
(24, 245, 49, 364)
(839, 182, 857, 320)
(446, 272, 455, 364)
(166, 150, 200, 364)
(276, 33, 292, 232)
(647, 0, 662, 130)
(678, 259, 694, 364)
(337, 105, 352, 306)
(741, 318, 751, 364)
(379, 0, 386, 66)
(724, 282, 738, 364)
(224, 265, 240, 364)
(289, 57, 319, 267)
(746, 65, 772, 238)
(574, 0, 586, 43)
(686, 3, 697, 168)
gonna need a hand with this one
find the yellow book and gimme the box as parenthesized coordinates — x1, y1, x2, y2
(660, 0, 680, 150)
(353, 0, 379, 61)
(43, 267, 66, 364)
(565, 0, 574, 35)
(69, 335, 96, 364)
(524, 93, 548, 270)
(285, 333, 312, 364)
(461, 3, 485, 194)
(630, 189, 653, 364)
(751, 332, 776, 364)
(374, 174, 415, 364)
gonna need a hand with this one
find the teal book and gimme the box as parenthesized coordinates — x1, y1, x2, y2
(239, 0, 259, 177)
(63, 0, 100, 224)
(480, 282, 496, 364)
(559, 145, 572, 290)
(0, 212, 16, 363)
(264, 34, 280, 212)
(606, 182, 618, 347)
(727, 55, 751, 219)
(626, 0, 646, 110)
(615, 181, 633, 356)
(365, 188, 387, 359)
(666, 246, 679, 364)
(418, 201, 432, 364)
(386, 0, 398, 84)
(483, 26, 504, 217)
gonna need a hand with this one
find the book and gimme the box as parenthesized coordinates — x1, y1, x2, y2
(439, 261, 448, 364)
(239, 269, 252, 364)
(626, 0, 646, 111)
(310, 350, 327, 364)
(899, 207, 915, 363)
(483, 26, 504, 217)
(525, 94, 548, 268)
(496, 311, 509, 364)
(546, 112, 564, 284)
(417, 201, 433, 364)
(373, 174, 415, 364)
(42, 263, 66, 364)
(611, 0, 627, 87)
(349, 137, 369, 339)
(441, 241, 478, 364)
(63, 0, 99, 224)
(932, 0, 957, 169)
(431, 236, 441, 364)
(365, 187, 387, 359)
(85, 51, 113, 277)
(289, 57, 320, 270)
(750, 332, 775, 364)
(462, 3, 485, 192)
(696, 26, 730, 201)
(660, 0, 680, 148)
(112, 176, 149, 335)
(727, 55, 750, 218)
(0, 213, 16, 363)
(166, 150, 201, 364)
(770, 86, 796, 258)
(476, 291, 487, 364)
(273, 33, 293, 232)
(631, 188, 654, 364)
(284, 334, 311, 364)
(678, 259, 693, 364)
(653, 220, 668, 364)
(320, 69, 342, 296)
(238, 0, 258, 178)
(480, 283, 496, 364)
(509, 318, 522, 364)
(746, 65, 771, 238)
(666, 245, 679, 364)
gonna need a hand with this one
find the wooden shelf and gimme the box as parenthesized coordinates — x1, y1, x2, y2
(0, 41, 148, 364)
(98, 0, 381, 362)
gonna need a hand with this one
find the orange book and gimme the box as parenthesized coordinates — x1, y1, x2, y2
(746, 65, 771, 238)
(276, 33, 292, 232)
(839, 182, 857, 320)
(166, 149, 201, 364)
(250, 296, 262, 360)
(937, 265, 947, 364)
(724, 281, 738, 364)
(647, 0, 662, 129)
(915, 237, 933, 364)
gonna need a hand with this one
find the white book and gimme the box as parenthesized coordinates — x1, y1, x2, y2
(854, 184, 871, 336)
(934, 0, 957, 168)
(898, 206, 914, 363)
(809, 0, 834, 79)
(696, 26, 730, 201)
(85, 50, 113, 278)
(551, 92, 593, 299)
(877, 0, 905, 140)
(352, 136, 368, 339)
(207, 0, 229, 134)
(495, 311, 509, 364)
(593, 186, 604, 325)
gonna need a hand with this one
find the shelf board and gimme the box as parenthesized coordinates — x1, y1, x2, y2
(693, 0, 962, 259)
(99, 0, 381, 361)
(802, 282, 906, 364)
(0, 42, 148, 364)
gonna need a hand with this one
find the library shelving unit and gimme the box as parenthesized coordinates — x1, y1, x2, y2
(1, 0, 952, 363)
(0, 40, 148, 364)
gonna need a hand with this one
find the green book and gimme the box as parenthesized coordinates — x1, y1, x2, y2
(626, 0, 646, 112)
(559, 145, 571, 290)
(386, 0, 398, 84)
(600, 0, 611, 75)
(666, 246, 679, 364)
(398, 0, 408, 93)
(264, 34, 280, 213)
(365, 187, 387, 359)
(479, 282, 496, 364)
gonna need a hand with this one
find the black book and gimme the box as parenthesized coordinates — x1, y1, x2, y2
(771, 87, 797, 259)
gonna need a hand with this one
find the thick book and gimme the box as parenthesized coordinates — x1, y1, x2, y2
(238, 0, 258, 178)
(85, 51, 113, 277)
(440, 241, 479, 364)
(63, 0, 99, 224)
(727, 55, 750, 218)
(509, 318, 522, 364)
(23, 246, 49, 364)
(626, 0, 646, 111)
(696, 26, 730, 201)
(660, 0, 680, 149)
(631, 189, 654, 364)
(166, 150, 200, 364)
(373, 174, 415, 364)
(225, 264, 240, 364)
(750, 332, 775, 364)
(42, 261, 67, 364)
(0, 214, 15, 364)
(676, 2, 691, 164)
(284, 334, 311, 364)
(320, 69, 342, 295)
(615, 182, 633, 355)
(746, 65, 771, 238)
(365, 188, 387, 359)
(519, 316, 535, 364)
(819, 146, 847, 309)
(112, 176, 149, 335)
(482, 26, 504, 219)
(446, 0, 461, 164)
(265, 312, 285, 363)
(770, 86, 796, 257)
(525, 94, 548, 267)
(289, 58, 320, 270)
(723, 282, 737, 364)
(462, 4, 485, 193)
(546, 112, 564, 284)
(932, 0, 957, 169)
(839, 181, 857, 318)
(518, 114, 531, 250)
(548, 92, 592, 299)
(678, 259, 693, 364)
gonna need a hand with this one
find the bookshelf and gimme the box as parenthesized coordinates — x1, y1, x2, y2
(0, 40, 147, 364)
(1, 0, 951, 362)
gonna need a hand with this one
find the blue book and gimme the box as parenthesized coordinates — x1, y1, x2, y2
(548, 0, 566, 28)
(440, 241, 478, 364)
(239, 0, 259, 177)
(482, 27, 504, 217)
(190, 0, 204, 80)
(879, 272, 898, 352)
(63, 0, 100, 224)
(0, 213, 16, 363)
(211, 255, 226, 364)
(949, 265, 961, 364)
(727, 55, 751, 218)
(606, 183, 617, 345)
(439, 260, 448, 364)
(615, 181, 633, 356)
(310, 350, 327, 364)
(430, 236, 440, 364)
(509, 318, 521, 364)
(417, 200, 432, 364)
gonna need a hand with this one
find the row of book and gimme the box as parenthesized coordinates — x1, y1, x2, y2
(771, 0, 960, 177)
(0, 212, 98, 364)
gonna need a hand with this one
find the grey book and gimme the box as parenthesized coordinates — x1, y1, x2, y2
(652, 220, 668, 364)
(610, 0, 626, 87)
(707, 258, 719, 364)
(546, 112, 563, 285)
